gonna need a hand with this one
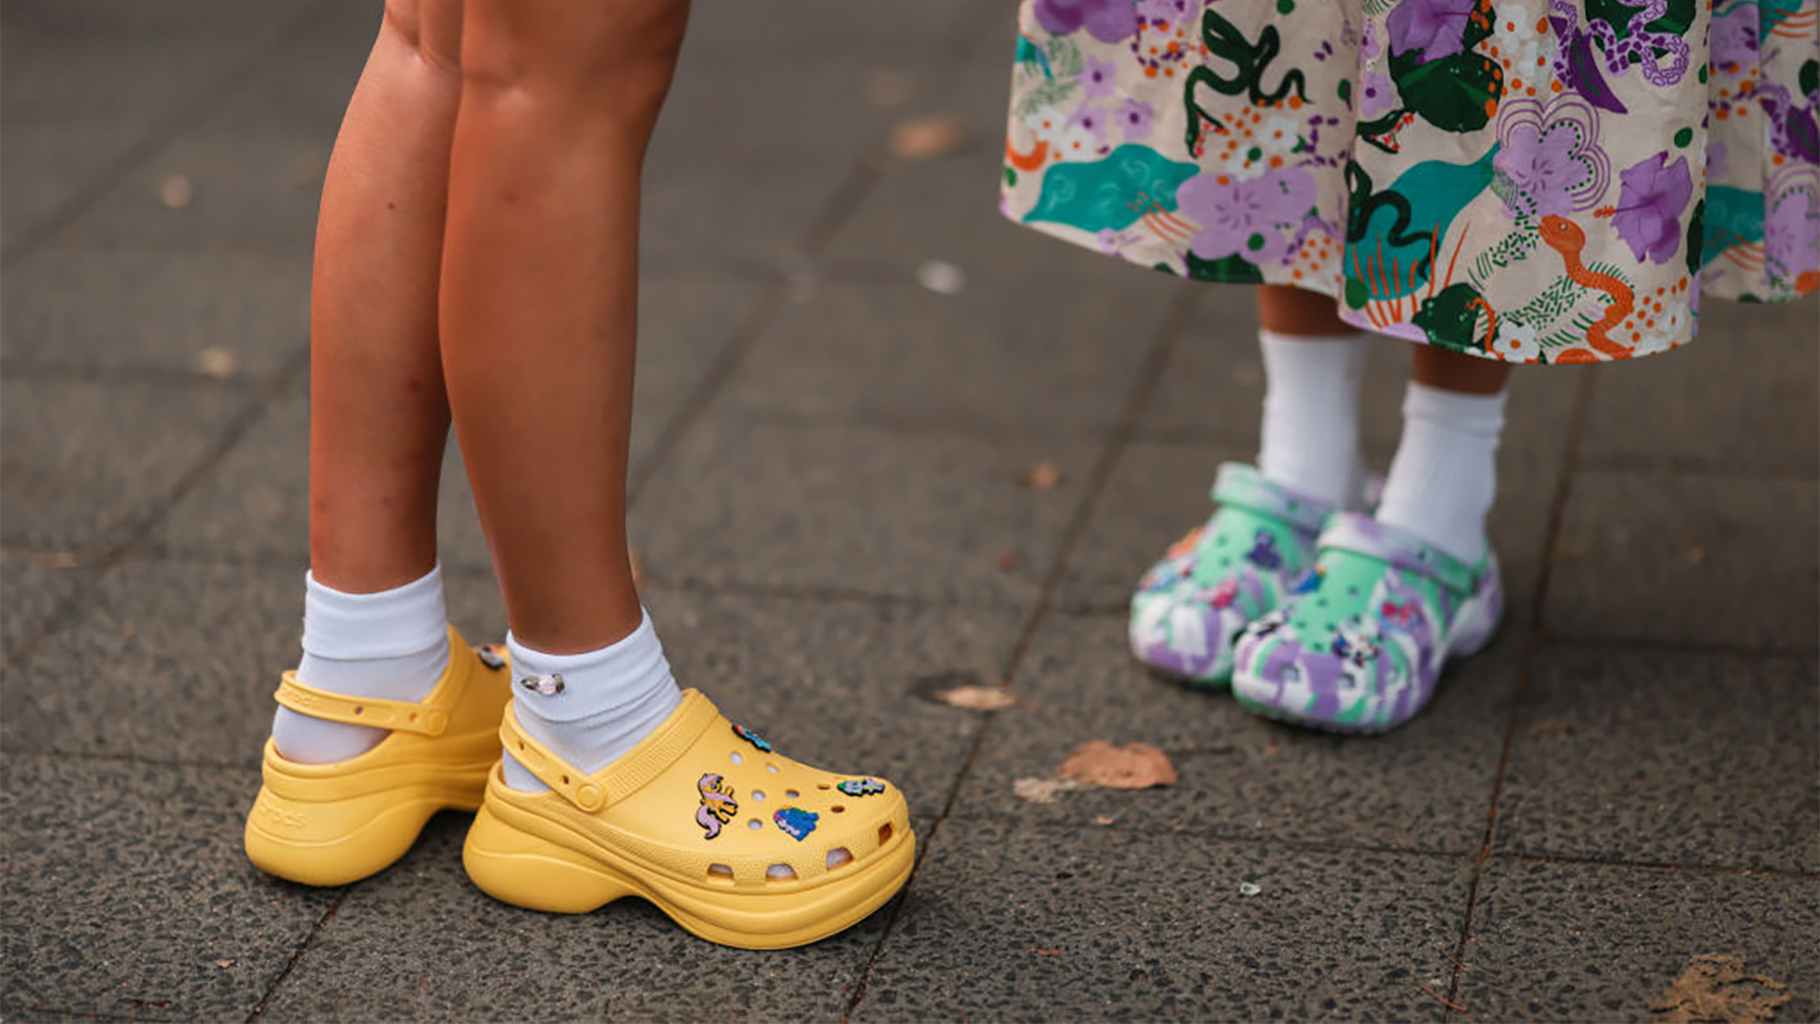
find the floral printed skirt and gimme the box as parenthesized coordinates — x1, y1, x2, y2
(1001, 0, 1819, 364)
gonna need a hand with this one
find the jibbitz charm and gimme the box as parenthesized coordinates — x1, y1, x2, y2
(732, 723, 773, 753)
(835, 778, 886, 797)
(476, 645, 507, 670)
(696, 773, 737, 839)
(520, 673, 565, 696)
(772, 807, 818, 841)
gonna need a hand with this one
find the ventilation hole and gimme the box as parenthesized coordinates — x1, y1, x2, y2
(817, 783, 831, 790)
(877, 822, 895, 845)
(748, 819, 764, 831)
(408, 712, 418, 721)
(785, 789, 800, 799)
(766, 763, 780, 774)
(826, 847, 853, 870)
(766, 864, 796, 881)
(1316, 598, 1328, 607)
(517, 740, 526, 751)
(752, 790, 767, 801)
(831, 805, 846, 814)
(707, 863, 734, 880)
(560, 774, 570, 785)
(730, 751, 744, 765)
(353, 706, 364, 716)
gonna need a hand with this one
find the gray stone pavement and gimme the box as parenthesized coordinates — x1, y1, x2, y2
(2, 1, 1816, 1020)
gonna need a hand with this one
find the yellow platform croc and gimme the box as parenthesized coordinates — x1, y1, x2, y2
(463, 689, 915, 949)
(245, 627, 510, 887)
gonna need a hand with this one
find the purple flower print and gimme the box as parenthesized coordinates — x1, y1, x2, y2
(1764, 189, 1819, 286)
(1495, 121, 1585, 218)
(1706, 140, 1728, 183)
(1033, 0, 1139, 44)
(1065, 104, 1109, 142)
(1358, 70, 1396, 119)
(1136, 0, 1190, 23)
(1709, 4, 1758, 78)
(1385, 0, 1475, 62)
(1116, 98, 1155, 140)
(1611, 152, 1693, 264)
(1077, 56, 1118, 100)
(1176, 166, 1318, 267)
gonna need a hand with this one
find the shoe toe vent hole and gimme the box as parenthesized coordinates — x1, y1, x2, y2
(877, 822, 894, 845)
(707, 863, 734, 881)
(817, 783, 831, 790)
(748, 819, 764, 831)
(752, 790, 766, 801)
(766, 763, 780, 774)
(766, 864, 796, 881)
(826, 847, 853, 870)
(560, 774, 570, 785)
(831, 805, 846, 814)
(730, 751, 744, 765)
(785, 789, 800, 799)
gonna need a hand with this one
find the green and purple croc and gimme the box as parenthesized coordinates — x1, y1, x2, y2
(1230, 513, 1502, 732)
(1128, 463, 1336, 687)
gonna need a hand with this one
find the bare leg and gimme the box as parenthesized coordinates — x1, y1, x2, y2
(308, 0, 464, 591)
(1257, 283, 1354, 337)
(1411, 342, 1512, 395)
(440, 0, 691, 654)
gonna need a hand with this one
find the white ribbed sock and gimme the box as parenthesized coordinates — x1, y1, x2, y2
(1257, 328, 1369, 507)
(500, 609, 684, 792)
(272, 565, 451, 764)
(1376, 381, 1508, 562)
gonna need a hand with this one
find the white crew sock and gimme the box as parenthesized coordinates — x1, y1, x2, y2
(500, 609, 683, 792)
(1256, 328, 1370, 507)
(1376, 381, 1508, 563)
(272, 565, 451, 764)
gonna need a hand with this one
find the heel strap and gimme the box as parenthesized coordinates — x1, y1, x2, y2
(499, 689, 721, 813)
(273, 672, 450, 736)
(1211, 462, 1332, 535)
(1316, 512, 1481, 596)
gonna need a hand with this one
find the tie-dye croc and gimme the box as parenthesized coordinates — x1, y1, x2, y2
(1128, 463, 1339, 686)
(1229, 513, 1503, 733)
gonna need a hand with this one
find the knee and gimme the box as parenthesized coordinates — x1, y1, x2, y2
(460, 0, 689, 127)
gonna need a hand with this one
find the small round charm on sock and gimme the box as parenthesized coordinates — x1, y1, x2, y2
(520, 673, 565, 696)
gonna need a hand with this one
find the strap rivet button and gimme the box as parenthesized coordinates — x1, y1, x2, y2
(574, 783, 605, 811)
(422, 708, 449, 735)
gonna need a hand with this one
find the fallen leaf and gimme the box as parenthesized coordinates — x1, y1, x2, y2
(214, 959, 235, 969)
(1057, 740, 1178, 789)
(916, 259, 966, 295)
(1017, 462, 1063, 490)
(1686, 545, 1706, 567)
(1652, 954, 1790, 1023)
(30, 552, 79, 570)
(995, 551, 1019, 572)
(158, 174, 193, 209)
(1263, 744, 1279, 757)
(1092, 815, 1116, 827)
(1033, 949, 1062, 957)
(1526, 716, 1579, 737)
(194, 347, 239, 379)
(932, 685, 1017, 711)
(1013, 776, 1086, 804)
(888, 114, 967, 160)
(1238, 882, 1261, 896)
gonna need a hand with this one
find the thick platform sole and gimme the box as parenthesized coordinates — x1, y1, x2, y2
(462, 804, 916, 950)
(245, 772, 489, 887)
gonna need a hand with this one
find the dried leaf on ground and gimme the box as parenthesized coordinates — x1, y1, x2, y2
(194, 347, 239, 379)
(158, 174, 193, 209)
(1057, 740, 1178, 789)
(995, 551, 1019, 572)
(1525, 715, 1579, 737)
(1652, 954, 1790, 1023)
(888, 114, 967, 160)
(916, 259, 966, 295)
(933, 685, 1018, 711)
(1017, 461, 1063, 490)
(1013, 777, 1086, 804)
(30, 552, 79, 570)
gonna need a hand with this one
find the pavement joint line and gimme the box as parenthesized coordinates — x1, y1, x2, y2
(0, 344, 311, 681)
(1487, 849, 1820, 880)
(0, 0, 349, 271)
(244, 888, 349, 1023)
(839, 811, 952, 1023)
(1443, 365, 1600, 1021)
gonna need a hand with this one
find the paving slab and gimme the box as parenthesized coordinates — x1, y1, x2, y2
(0, 753, 335, 1022)
(639, 585, 1019, 820)
(0, 550, 100, 667)
(1546, 471, 1819, 648)
(852, 818, 1469, 1021)
(0, 376, 252, 553)
(259, 812, 901, 1022)
(1495, 645, 1820, 872)
(152, 272, 761, 569)
(628, 415, 1094, 607)
(717, 279, 1179, 439)
(949, 606, 1515, 854)
(2, 248, 310, 376)
(1579, 296, 1820, 478)
(1457, 857, 1820, 1022)
(0, 560, 506, 764)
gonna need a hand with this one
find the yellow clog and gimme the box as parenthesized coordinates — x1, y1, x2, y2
(245, 628, 510, 886)
(463, 690, 914, 949)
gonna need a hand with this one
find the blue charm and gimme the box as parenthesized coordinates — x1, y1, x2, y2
(732, 723, 773, 753)
(1245, 530, 1283, 570)
(835, 778, 887, 797)
(1290, 566, 1324, 594)
(772, 807, 819, 841)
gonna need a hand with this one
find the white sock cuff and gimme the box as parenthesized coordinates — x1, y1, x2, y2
(1403, 381, 1508, 438)
(506, 609, 672, 724)
(301, 565, 448, 661)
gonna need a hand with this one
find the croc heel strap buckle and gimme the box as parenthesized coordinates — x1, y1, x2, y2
(1315, 512, 1480, 596)
(497, 689, 721, 814)
(274, 672, 451, 736)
